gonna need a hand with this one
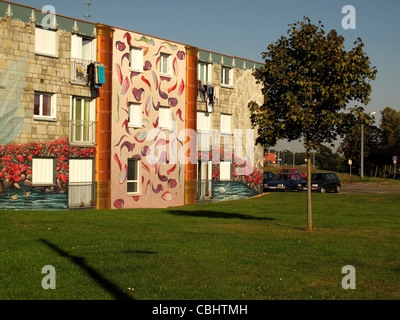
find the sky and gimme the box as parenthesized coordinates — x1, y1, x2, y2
(11, 0, 400, 153)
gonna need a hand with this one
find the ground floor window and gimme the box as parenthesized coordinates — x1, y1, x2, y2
(32, 158, 55, 186)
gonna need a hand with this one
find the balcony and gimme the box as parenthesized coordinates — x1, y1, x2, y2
(69, 120, 96, 146)
(195, 179, 214, 201)
(71, 58, 91, 85)
(68, 182, 97, 209)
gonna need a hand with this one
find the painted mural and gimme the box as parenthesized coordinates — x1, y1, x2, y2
(197, 146, 264, 201)
(111, 29, 187, 209)
(0, 138, 95, 209)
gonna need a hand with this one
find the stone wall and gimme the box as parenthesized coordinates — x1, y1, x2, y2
(0, 17, 95, 146)
(197, 62, 264, 171)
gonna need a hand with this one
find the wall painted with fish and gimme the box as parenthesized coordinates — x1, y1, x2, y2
(111, 28, 187, 209)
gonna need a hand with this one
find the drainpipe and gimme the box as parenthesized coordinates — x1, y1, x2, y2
(184, 46, 198, 205)
(95, 24, 114, 210)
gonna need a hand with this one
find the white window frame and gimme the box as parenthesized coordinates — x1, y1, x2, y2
(159, 106, 171, 130)
(128, 102, 142, 128)
(34, 92, 57, 121)
(32, 158, 56, 186)
(71, 34, 95, 61)
(198, 62, 212, 83)
(160, 53, 172, 77)
(129, 47, 143, 72)
(220, 113, 232, 135)
(127, 158, 140, 195)
(70, 96, 95, 145)
(221, 66, 233, 87)
(197, 111, 211, 131)
(35, 27, 57, 57)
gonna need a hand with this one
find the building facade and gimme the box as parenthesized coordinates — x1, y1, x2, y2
(0, 1, 98, 209)
(0, 0, 265, 210)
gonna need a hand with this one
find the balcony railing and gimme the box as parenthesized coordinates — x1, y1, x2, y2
(69, 120, 96, 146)
(71, 58, 91, 85)
(68, 181, 97, 209)
(195, 179, 214, 201)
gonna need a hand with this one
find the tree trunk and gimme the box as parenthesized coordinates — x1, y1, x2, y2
(306, 149, 312, 231)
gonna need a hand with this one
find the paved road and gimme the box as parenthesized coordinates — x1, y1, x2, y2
(341, 182, 400, 194)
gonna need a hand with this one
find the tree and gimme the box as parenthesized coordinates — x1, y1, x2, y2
(380, 107, 400, 147)
(338, 123, 381, 175)
(248, 17, 377, 231)
(315, 145, 346, 173)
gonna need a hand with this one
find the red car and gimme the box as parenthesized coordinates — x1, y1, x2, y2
(279, 168, 307, 179)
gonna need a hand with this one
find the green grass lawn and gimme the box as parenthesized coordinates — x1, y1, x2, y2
(1, 192, 399, 300)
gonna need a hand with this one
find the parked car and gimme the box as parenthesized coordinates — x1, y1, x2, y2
(266, 173, 306, 192)
(263, 171, 278, 191)
(298, 172, 341, 193)
(279, 168, 307, 179)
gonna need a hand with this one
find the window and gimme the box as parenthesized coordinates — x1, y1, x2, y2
(219, 162, 232, 181)
(197, 111, 211, 131)
(71, 34, 93, 61)
(130, 47, 143, 72)
(68, 159, 95, 208)
(70, 97, 95, 145)
(198, 62, 212, 83)
(160, 53, 171, 76)
(128, 102, 142, 128)
(35, 27, 57, 57)
(34, 92, 57, 120)
(221, 66, 233, 87)
(127, 159, 140, 194)
(220, 114, 232, 134)
(32, 158, 55, 186)
(159, 107, 171, 129)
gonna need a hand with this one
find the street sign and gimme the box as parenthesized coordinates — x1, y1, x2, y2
(393, 156, 397, 161)
(348, 159, 352, 165)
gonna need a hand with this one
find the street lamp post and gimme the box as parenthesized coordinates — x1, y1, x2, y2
(361, 112, 376, 180)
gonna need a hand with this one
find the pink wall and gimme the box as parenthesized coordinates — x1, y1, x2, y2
(111, 29, 187, 209)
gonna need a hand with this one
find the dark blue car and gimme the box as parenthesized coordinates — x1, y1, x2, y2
(298, 172, 341, 193)
(265, 173, 305, 192)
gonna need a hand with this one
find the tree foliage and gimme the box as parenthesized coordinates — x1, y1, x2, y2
(249, 17, 377, 230)
(249, 17, 377, 152)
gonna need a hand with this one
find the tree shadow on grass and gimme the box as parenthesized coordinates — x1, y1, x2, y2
(39, 238, 134, 300)
(165, 210, 275, 221)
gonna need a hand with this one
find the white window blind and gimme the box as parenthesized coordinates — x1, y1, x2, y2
(69, 159, 93, 183)
(130, 47, 143, 71)
(128, 102, 142, 128)
(220, 114, 231, 134)
(159, 107, 170, 129)
(32, 158, 55, 186)
(197, 111, 211, 131)
(35, 28, 56, 56)
(219, 162, 232, 181)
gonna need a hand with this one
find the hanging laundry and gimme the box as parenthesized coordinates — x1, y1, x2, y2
(96, 64, 105, 84)
(87, 63, 95, 86)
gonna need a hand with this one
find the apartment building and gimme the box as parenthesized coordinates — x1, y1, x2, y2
(0, 1, 265, 210)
